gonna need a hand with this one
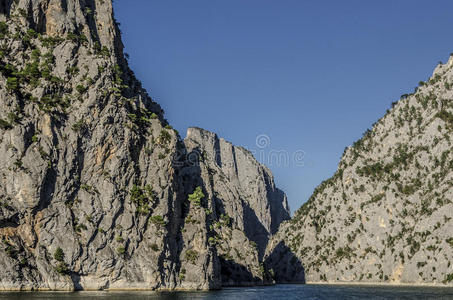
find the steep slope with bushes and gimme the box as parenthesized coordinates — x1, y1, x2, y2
(267, 56, 453, 285)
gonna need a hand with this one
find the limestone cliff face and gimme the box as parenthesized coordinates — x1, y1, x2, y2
(183, 127, 290, 286)
(0, 0, 289, 290)
(267, 57, 453, 285)
(0, 0, 212, 291)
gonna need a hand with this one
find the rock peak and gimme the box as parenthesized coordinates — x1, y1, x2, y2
(0, 1, 290, 290)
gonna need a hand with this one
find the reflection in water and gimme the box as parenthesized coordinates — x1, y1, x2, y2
(1, 285, 453, 300)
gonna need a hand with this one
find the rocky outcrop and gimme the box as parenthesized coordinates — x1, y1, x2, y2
(183, 127, 290, 286)
(267, 56, 453, 285)
(0, 0, 209, 291)
(0, 0, 289, 290)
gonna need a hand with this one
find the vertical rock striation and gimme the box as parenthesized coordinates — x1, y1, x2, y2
(183, 127, 290, 286)
(0, 0, 289, 290)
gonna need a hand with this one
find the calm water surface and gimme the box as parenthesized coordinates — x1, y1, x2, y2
(1, 284, 453, 300)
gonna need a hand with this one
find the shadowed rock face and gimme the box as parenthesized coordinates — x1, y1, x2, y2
(0, 0, 289, 290)
(184, 127, 290, 286)
(264, 241, 305, 284)
(184, 127, 290, 256)
(267, 57, 453, 285)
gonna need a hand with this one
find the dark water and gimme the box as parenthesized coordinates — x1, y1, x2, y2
(1, 284, 453, 300)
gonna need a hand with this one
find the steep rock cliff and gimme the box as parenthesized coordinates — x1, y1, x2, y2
(183, 127, 290, 286)
(267, 56, 453, 285)
(0, 0, 289, 290)
(0, 0, 218, 291)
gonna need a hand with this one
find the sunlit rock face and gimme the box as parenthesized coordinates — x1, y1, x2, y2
(0, 0, 289, 290)
(267, 57, 453, 285)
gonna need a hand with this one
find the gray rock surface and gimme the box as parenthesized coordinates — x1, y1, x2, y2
(184, 127, 290, 286)
(0, 0, 289, 291)
(267, 57, 453, 285)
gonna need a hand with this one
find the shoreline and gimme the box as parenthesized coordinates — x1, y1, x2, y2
(0, 282, 453, 292)
(304, 281, 453, 288)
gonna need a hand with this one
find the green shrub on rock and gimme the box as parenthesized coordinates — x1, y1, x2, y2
(149, 215, 165, 228)
(130, 184, 155, 215)
(54, 247, 65, 262)
(6, 77, 18, 91)
(185, 249, 198, 264)
(0, 119, 12, 130)
(188, 187, 204, 207)
(0, 22, 8, 39)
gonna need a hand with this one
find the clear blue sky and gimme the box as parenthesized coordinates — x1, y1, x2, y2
(114, 0, 453, 214)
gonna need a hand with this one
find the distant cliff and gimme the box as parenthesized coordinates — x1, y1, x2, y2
(184, 127, 290, 286)
(267, 56, 453, 285)
(0, 0, 289, 290)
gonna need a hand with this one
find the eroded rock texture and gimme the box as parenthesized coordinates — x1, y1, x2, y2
(267, 57, 453, 285)
(0, 0, 289, 290)
(184, 127, 290, 286)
